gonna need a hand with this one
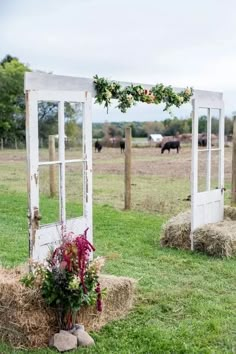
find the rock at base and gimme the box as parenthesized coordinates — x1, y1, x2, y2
(74, 329, 95, 347)
(53, 332, 77, 352)
(69, 323, 85, 334)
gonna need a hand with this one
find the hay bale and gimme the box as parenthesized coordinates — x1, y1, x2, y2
(224, 205, 236, 220)
(160, 206, 236, 257)
(160, 210, 191, 250)
(194, 221, 236, 257)
(77, 275, 136, 331)
(0, 267, 57, 349)
(0, 268, 135, 349)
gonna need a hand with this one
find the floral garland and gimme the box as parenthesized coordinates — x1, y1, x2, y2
(93, 75, 193, 113)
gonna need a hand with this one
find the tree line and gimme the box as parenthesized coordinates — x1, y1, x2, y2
(0, 55, 233, 148)
(93, 116, 233, 140)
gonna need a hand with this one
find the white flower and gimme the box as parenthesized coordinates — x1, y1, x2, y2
(69, 275, 80, 290)
(89, 256, 105, 274)
(178, 96, 184, 103)
(137, 88, 144, 95)
(184, 88, 192, 96)
(105, 89, 112, 99)
(126, 94, 134, 103)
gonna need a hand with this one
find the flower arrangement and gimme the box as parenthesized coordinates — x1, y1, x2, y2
(21, 228, 105, 330)
(93, 75, 193, 113)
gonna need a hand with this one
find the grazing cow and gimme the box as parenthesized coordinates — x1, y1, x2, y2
(198, 137, 207, 147)
(95, 140, 102, 152)
(120, 140, 125, 153)
(161, 140, 180, 154)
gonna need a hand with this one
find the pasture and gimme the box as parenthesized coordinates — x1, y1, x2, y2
(0, 145, 236, 353)
(0, 145, 233, 215)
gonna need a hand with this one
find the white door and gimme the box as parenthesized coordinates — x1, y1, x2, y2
(26, 90, 92, 262)
(191, 95, 224, 250)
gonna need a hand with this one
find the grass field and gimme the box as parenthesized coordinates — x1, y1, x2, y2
(0, 146, 236, 353)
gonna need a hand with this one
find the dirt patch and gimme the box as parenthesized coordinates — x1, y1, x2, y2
(92, 146, 232, 182)
(0, 146, 232, 181)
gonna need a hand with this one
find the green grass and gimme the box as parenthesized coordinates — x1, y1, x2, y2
(0, 190, 236, 353)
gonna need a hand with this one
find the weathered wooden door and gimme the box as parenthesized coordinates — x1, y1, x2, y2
(191, 94, 224, 249)
(26, 90, 92, 262)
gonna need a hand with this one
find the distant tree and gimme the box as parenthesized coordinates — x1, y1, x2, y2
(163, 117, 182, 136)
(65, 103, 82, 146)
(135, 125, 146, 137)
(129, 123, 137, 137)
(93, 129, 104, 139)
(0, 55, 30, 144)
(198, 116, 207, 134)
(0, 54, 18, 66)
(143, 121, 164, 136)
(225, 117, 233, 135)
(103, 122, 122, 139)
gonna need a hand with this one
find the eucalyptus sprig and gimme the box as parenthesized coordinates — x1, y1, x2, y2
(93, 75, 193, 114)
(93, 75, 121, 113)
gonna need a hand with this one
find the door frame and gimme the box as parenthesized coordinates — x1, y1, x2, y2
(191, 95, 224, 250)
(25, 89, 92, 262)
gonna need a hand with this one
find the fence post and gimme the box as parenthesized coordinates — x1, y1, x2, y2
(49, 135, 56, 197)
(231, 115, 236, 205)
(125, 127, 132, 210)
(1, 138, 3, 150)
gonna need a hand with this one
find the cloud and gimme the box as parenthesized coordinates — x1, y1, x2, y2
(1, 0, 236, 118)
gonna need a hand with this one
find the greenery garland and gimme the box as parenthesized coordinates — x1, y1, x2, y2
(93, 75, 193, 113)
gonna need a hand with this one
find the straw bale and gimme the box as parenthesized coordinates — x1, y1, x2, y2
(224, 205, 236, 220)
(160, 206, 236, 257)
(160, 210, 191, 250)
(0, 268, 135, 349)
(194, 220, 236, 257)
(0, 267, 57, 349)
(77, 275, 136, 331)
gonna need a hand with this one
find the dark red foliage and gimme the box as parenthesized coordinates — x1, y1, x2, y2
(75, 228, 95, 293)
(51, 228, 95, 293)
(49, 227, 103, 316)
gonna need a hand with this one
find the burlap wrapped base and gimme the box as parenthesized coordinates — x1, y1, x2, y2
(0, 267, 135, 349)
(160, 206, 236, 257)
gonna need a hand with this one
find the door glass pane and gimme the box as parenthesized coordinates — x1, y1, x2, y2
(211, 109, 220, 148)
(197, 108, 208, 192)
(64, 102, 83, 161)
(39, 165, 60, 225)
(198, 108, 208, 149)
(65, 163, 83, 218)
(198, 150, 208, 192)
(38, 101, 59, 162)
(211, 150, 220, 190)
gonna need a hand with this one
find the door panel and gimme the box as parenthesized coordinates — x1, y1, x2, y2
(191, 97, 224, 250)
(26, 90, 92, 262)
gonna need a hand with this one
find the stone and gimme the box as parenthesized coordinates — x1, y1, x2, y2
(74, 329, 95, 347)
(75, 323, 85, 331)
(69, 323, 85, 334)
(53, 332, 77, 352)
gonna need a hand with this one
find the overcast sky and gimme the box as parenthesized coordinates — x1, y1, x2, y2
(1, 0, 236, 122)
